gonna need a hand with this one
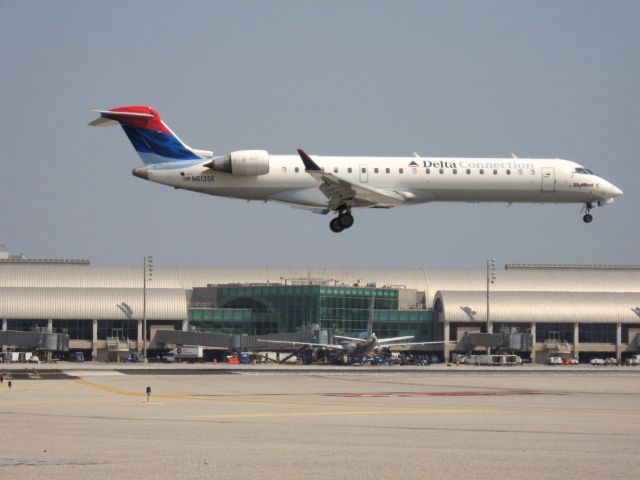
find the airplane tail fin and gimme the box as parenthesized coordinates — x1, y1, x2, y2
(366, 295, 375, 336)
(89, 106, 211, 164)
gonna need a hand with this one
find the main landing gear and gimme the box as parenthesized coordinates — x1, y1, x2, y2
(582, 203, 593, 223)
(329, 209, 354, 233)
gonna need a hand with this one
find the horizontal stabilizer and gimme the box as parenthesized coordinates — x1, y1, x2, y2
(88, 109, 154, 127)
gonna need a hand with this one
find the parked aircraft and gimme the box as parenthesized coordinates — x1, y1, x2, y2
(257, 299, 454, 362)
(90, 106, 622, 232)
(258, 334, 453, 361)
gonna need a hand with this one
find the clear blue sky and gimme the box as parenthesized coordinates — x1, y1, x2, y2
(1, 0, 638, 268)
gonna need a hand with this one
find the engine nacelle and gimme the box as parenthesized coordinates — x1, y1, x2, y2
(207, 150, 270, 176)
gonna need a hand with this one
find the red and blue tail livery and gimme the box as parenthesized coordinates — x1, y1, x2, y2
(89, 106, 202, 164)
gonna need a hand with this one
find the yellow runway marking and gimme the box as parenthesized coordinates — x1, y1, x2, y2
(73, 378, 144, 397)
(71, 379, 640, 417)
(72, 378, 431, 409)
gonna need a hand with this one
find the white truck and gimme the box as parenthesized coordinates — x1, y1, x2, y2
(166, 346, 204, 363)
(624, 354, 640, 366)
(464, 354, 522, 366)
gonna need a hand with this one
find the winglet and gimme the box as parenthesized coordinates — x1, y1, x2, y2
(297, 148, 322, 172)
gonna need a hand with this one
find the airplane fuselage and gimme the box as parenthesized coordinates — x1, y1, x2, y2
(140, 155, 621, 208)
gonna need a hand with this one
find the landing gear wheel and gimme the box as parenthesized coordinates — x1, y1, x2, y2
(581, 203, 594, 224)
(330, 218, 344, 233)
(339, 213, 354, 229)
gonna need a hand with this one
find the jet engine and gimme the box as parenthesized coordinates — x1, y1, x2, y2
(205, 150, 270, 176)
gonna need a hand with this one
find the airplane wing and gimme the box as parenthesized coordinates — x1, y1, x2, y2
(297, 149, 407, 210)
(385, 340, 458, 350)
(257, 339, 345, 351)
(377, 336, 415, 344)
(333, 335, 369, 343)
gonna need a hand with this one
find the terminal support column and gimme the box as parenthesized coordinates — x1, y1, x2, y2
(47, 319, 54, 361)
(530, 323, 537, 363)
(1, 319, 6, 353)
(573, 323, 580, 359)
(92, 319, 98, 358)
(443, 321, 451, 361)
(616, 323, 622, 362)
(137, 320, 143, 351)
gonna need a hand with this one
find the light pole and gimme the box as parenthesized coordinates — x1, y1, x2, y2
(486, 257, 496, 355)
(143, 255, 153, 362)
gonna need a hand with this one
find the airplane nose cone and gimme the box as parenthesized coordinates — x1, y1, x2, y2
(132, 166, 149, 180)
(611, 185, 623, 197)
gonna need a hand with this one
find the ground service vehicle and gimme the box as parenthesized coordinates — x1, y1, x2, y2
(166, 346, 204, 362)
(70, 352, 85, 362)
(548, 356, 563, 365)
(625, 354, 640, 366)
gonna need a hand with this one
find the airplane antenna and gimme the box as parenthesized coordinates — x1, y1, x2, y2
(413, 152, 421, 158)
(511, 153, 519, 159)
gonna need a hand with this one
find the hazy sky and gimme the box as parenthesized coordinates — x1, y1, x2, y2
(1, 1, 639, 268)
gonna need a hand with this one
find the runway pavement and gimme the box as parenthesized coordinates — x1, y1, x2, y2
(0, 365, 638, 479)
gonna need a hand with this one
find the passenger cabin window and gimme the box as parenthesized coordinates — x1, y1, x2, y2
(493, 169, 498, 175)
(333, 167, 338, 173)
(479, 169, 484, 175)
(466, 169, 471, 175)
(385, 168, 390, 174)
(348, 167, 352, 173)
(439, 168, 444, 174)
(452, 168, 457, 174)
(374, 167, 379, 173)
(399, 168, 404, 174)
(506, 169, 511, 175)
(294, 167, 299, 173)
(361, 167, 366, 173)
(426, 168, 431, 174)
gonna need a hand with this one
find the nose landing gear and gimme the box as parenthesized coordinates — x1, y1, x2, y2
(329, 209, 354, 233)
(582, 203, 593, 223)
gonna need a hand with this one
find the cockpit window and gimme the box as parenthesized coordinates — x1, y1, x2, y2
(574, 167, 595, 175)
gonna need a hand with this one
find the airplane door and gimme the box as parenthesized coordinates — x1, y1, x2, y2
(541, 167, 555, 191)
(359, 164, 368, 183)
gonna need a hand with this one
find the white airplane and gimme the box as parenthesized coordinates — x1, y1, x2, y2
(90, 105, 623, 232)
(258, 316, 454, 362)
(258, 334, 454, 361)
(258, 296, 455, 362)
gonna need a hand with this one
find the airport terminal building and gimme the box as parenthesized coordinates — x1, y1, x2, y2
(1, 256, 639, 363)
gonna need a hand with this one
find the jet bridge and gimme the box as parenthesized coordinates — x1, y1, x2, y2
(0, 330, 69, 351)
(153, 329, 315, 351)
(464, 331, 533, 352)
